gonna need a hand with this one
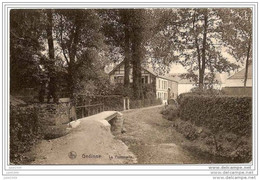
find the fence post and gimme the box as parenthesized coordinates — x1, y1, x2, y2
(127, 98, 130, 110)
(123, 98, 126, 111)
(81, 108, 84, 118)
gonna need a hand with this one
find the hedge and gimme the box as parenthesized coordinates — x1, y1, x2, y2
(103, 96, 124, 111)
(130, 98, 162, 109)
(10, 105, 42, 164)
(171, 118, 252, 162)
(178, 95, 252, 137)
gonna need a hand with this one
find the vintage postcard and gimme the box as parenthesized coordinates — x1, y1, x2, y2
(2, 1, 258, 179)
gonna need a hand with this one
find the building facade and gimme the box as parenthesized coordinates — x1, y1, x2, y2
(223, 64, 252, 96)
(108, 60, 178, 102)
(171, 74, 223, 96)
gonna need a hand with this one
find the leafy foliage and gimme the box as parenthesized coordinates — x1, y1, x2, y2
(160, 105, 179, 121)
(149, 8, 243, 87)
(220, 8, 252, 87)
(171, 118, 251, 162)
(53, 9, 106, 98)
(10, 10, 45, 93)
(220, 9, 252, 63)
(178, 95, 252, 136)
(130, 98, 162, 109)
(161, 95, 252, 162)
(10, 105, 42, 164)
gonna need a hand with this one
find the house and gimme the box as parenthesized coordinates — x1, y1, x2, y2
(170, 73, 223, 96)
(222, 64, 252, 96)
(108, 60, 178, 102)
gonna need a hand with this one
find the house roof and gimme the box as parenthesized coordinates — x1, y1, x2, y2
(170, 75, 195, 84)
(108, 60, 178, 83)
(170, 73, 222, 84)
(108, 60, 125, 75)
(227, 64, 252, 80)
(145, 67, 178, 82)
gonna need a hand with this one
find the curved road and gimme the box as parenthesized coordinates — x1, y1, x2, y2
(118, 105, 204, 164)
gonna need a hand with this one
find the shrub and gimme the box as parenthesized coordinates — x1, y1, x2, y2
(172, 119, 199, 140)
(10, 102, 72, 164)
(103, 96, 124, 111)
(10, 105, 43, 164)
(190, 87, 225, 95)
(178, 95, 252, 136)
(174, 95, 252, 162)
(160, 105, 179, 121)
(171, 118, 251, 162)
(130, 98, 162, 109)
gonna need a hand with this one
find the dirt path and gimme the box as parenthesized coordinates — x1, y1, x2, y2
(28, 116, 137, 165)
(28, 106, 208, 165)
(117, 105, 204, 164)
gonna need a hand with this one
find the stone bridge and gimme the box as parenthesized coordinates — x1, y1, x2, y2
(68, 111, 124, 135)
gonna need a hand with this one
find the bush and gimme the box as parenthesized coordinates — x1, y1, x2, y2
(173, 95, 252, 162)
(160, 105, 179, 121)
(10, 105, 43, 164)
(10, 103, 72, 164)
(190, 87, 225, 95)
(170, 118, 251, 162)
(178, 95, 252, 136)
(103, 96, 124, 111)
(130, 98, 162, 109)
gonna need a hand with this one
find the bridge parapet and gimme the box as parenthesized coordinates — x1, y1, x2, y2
(68, 111, 124, 135)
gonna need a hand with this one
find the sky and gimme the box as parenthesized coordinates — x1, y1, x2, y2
(169, 47, 246, 84)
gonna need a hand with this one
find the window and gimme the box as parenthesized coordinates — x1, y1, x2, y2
(145, 76, 148, 84)
(141, 76, 148, 84)
(114, 76, 124, 83)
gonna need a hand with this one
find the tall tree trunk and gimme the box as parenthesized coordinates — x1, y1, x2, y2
(200, 10, 208, 89)
(68, 13, 81, 100)
(192, 12, 202, 88)
(131, 10, 144, 100)
(46, 9, 57, 102)
(244, 41, 251, 88)
(124, 27, 130, 88)
(132, 39, 142, 100)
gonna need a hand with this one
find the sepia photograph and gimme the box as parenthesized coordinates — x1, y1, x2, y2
(3, 2, 257, 178)
(9, 7, 253, 165)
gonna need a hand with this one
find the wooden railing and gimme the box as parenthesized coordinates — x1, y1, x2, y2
(75, 95, 125, 119)
(75, 103, 104, 119)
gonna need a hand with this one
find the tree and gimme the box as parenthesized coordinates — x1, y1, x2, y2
(120, 10, 132, 88)
(45, 9, 58, 102)
(148, 9, 180, 75)
(99, 9, 132, 88)
(220, 9, 252, 88)
(54, 9, 104, 99)
(129, 9, 156, 99)
(149, 8, 239, 88)
(10, 9, 45, 94)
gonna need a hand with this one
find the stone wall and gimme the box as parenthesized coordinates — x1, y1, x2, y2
(11, 101, 72, 127)
(108, 112, 124, 135)
(37, 102, 71, 126)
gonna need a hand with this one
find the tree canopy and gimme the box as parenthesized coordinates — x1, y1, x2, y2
(10, 8, 252, 100)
